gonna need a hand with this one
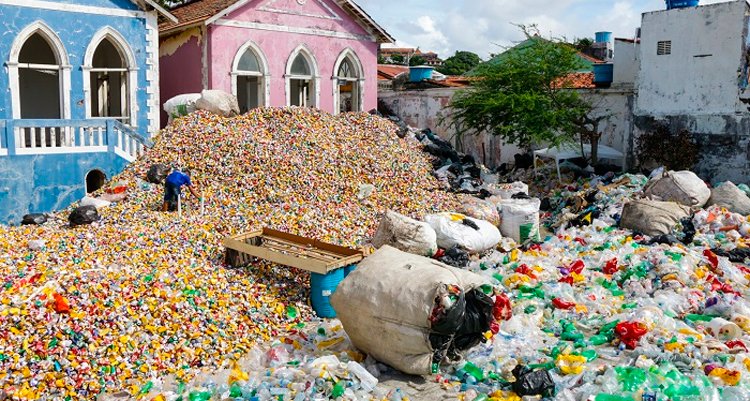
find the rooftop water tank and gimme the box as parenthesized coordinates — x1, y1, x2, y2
(595, 31, 612, 43)
(666, 0, 699, 9)
(409, 66, 434, 82)
(593, 63, 614, 88)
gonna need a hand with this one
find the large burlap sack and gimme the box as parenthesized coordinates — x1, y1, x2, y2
(496, 198, 541, 243)
(459, 196, 501, 226)
(620, 199, 691, 236)
(424, 213, 502, 253)
(486, 181, 529, 199)
(330, 246, 492, 375)
(195, 90, 240, 117)
(163, 94, 200, 123)
(644, 170, 710, 207)
(708, 182, 750, 215)
(371, 211, 438, 257)
(80, 196, 111, 210)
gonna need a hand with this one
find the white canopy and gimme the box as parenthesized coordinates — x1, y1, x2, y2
(533, 143, 624, 181)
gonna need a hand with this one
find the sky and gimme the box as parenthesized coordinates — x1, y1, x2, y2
(355, 0, 725, 59)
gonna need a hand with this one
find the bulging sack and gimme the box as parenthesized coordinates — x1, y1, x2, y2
(708, 181, 750, 216)
(644, 170, 710, 207)
(195, 90, 240, 117)
(459, 196, 501, 226)
(330, 246, 500, 375)
(424, 213, 501, 253)
(69, 205, 100, 227)
(496, 198, 541, 243)
(486, 181, 529, 199)
(163, 94, 200, 123)
(80, 196, 111, 210)
(371, 211, 438, 257)
(620, 199, 691, 236)
(147, 164, 170, 184)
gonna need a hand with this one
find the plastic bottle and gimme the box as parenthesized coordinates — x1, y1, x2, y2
(347, 361, 378, 392)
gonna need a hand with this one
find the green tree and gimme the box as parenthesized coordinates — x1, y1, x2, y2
(447, 27, 600, 161)
(390, 54, 405, 65)
(409, 55, 426, 66)
(573, 37, 594, 52)
(377, 55, 387, 64)
(437, 51, 482, 76)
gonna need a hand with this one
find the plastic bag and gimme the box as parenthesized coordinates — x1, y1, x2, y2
(495, 198, 541, 243)
(371, 211, 438, 257)
(163, 93, 201, 123)
(486, 181, 529, 199)
(459, 196, 500, 226)
(644, 170, 710, 207)
(425, 213, 502, 253)
(511, 366, 555, 397)
(708, 181, 750, 215)
(147, 164, 170, 184)
(195, 90, 240, 117)
(69, 205, 100, 227)
(21, 213, 46, 225)
(80, 196, 111, 210)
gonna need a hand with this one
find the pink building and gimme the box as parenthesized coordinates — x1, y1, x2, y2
(158, 0, 393, 126)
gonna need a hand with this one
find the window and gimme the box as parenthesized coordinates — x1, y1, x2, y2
(232, 42, 268, 113)
(18, 32, 63, 119)
(657, 40, 672, 55)
(89, 38, 129, 123)
(286, 49, 317, 108)
(333, 51, 363, 114)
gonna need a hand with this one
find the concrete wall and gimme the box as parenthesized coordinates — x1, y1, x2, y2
(0, 2, 159, 137)
(159, 0, 380, 120)
(379, 87, 634, 169)
(0, 152, 129, 224)
(613, 39, 639, 88)
(159, 27, 204, 127)
(637, 1, 748, 115)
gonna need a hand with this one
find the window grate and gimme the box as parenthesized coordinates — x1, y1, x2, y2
(657, 40, 672, 55)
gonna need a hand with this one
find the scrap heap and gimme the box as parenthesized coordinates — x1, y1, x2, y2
(0, 108, 459, 399)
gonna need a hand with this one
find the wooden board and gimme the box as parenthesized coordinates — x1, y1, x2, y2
(223, 228, 364, 274)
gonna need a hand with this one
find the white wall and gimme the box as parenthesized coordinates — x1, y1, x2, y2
(613, 39, 639, 88)
(636, 0, 747, 115)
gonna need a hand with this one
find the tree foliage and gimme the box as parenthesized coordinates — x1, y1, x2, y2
(409, 55, 426, 66)
(437, 51, 482, 76)
(390, 54, 405, 65)
(446, 27, 593, 151)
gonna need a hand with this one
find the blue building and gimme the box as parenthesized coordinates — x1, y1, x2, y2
(0, 0, 176, 223)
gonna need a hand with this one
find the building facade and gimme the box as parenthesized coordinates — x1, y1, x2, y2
(0, 0, 174, 223)
(159, 0, 393, 125)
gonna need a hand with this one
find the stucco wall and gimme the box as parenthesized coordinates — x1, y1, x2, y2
(637, 1, 747, 115)
(0, 152, 129, 224)
(0, 3, 158, 137)
(613, 39, 639, 88)
(379, 88, 634, 169)
(159, 27, 204, 127)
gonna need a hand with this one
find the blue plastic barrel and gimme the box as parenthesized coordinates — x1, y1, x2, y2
(310, 269, 345, 318)
(344, 264, 357, 277)
(593, 63, 614, 86)
(409, 66, 434, 82)
(595, 31, 612, 43)
(666, 0, 699, 9)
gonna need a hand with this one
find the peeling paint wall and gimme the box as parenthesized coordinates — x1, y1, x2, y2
(0, 152, 129, 224)
(159, 27, 204, 127)
(379, 88, 634, 169)
(637, 1, 747, 115)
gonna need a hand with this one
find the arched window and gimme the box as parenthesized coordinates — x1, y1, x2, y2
(231, 42, 269, 113)
(332, 50, 364, 114)
(15, 32, 65, 118)
(85, 169, 106, 193)
(286, 47, 318, 108)
(84, 29, 136, 126)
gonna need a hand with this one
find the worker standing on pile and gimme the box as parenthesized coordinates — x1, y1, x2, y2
(162, 168, 200, 212)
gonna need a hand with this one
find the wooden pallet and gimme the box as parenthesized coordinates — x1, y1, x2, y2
(223, 228, 364, 274)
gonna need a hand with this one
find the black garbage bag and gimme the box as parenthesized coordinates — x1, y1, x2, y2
(645, 234, 680, 246)
(459, 289, 494, 335)
(679, 215, 697, 244)
(21, 213, 47, 225)
(447, 163, 464, 176)
(570, 207, 601, 227)
(69, 206, 100, 227)
(439, 246, 470, 268)
(465, 165, 481, 179)
(514, 153, 534, 170)
(512, 365, 556, 397)
(461, 218, 480, 230)
(431, 291, 467, 334)
(511, 192, 532, 200)
(540, 198, 552, 212)
(712, 247, 750, 263)
(147, 164, 170, 184)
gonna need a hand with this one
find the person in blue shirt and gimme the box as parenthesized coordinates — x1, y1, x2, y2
(162, 168, 199, 212)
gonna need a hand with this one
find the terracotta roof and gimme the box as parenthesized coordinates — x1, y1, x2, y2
(160, 0, 394, 43)
(577, 52, 604, 64)
(555, 72, 595, 89)
(377, 64, 408, 80)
